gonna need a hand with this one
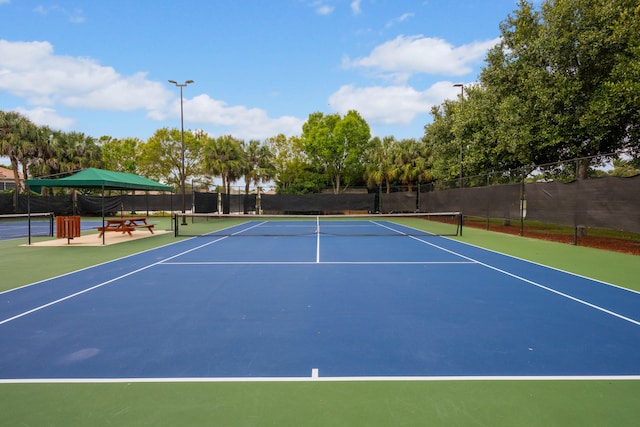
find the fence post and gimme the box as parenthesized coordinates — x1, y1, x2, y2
(520, 168, 526, 236)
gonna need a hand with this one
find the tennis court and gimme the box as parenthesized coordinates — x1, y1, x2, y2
(0, 213, 102, 241)
(1, 215, 639, 382)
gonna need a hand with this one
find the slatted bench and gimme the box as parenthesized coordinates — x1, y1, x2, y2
(133, 223, 155, 233)
(97, 224, 135, 237)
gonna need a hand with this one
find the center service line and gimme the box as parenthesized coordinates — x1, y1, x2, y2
(316, 216, 321, 263)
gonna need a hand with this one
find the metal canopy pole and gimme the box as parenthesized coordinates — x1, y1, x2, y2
(102, 185, 106, 245)
(27, 186, 32, 245)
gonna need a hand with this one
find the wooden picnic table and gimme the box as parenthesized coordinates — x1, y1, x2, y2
(97, 217, 155, 237)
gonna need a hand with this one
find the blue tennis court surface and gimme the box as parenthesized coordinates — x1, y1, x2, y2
(0, 216, 102, 241)
(1, 219, 639, 381)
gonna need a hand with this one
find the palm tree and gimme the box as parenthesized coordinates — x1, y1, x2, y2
(241, 139, 275, 194)
(0, 111, 39, 192)
(26, 127, 56, 179)
(202, 135, 245, 213)
(394, 138, 430, 192)
(201, 135, 245, 195)
(364, 136, 397, 193)
(48, 132, 100, 175)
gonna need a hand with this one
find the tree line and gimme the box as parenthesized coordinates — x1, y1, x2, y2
(2, 0, 638, 196)
(0, 108, 434, 195)
(426, 0, 639, 184)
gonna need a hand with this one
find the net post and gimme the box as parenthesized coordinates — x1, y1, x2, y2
(49, 212, 54, 237)
(458, 212, 463, 236)
(173, 213, 178, 237)
(27, 189, 31, 245)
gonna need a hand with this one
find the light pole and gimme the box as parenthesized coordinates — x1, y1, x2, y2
(168, 79, 194, 225)
(453, 83, 464, 189)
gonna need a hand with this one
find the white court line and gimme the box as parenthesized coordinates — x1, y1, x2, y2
(316, 216, 320, 263)
(1, 219, 267, 298)
(0, 219, 394, 325)
(0, 220, 273, 325)
(0, 233, 240, 326)
(3, 220, 639, 382)
(2, 375, 640, 384)
(373, 221, 640, 327)
(161, 261, 476, 265)
(0, 236, 186, 297)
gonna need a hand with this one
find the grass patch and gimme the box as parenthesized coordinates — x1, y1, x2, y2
(1, 380, 639, 427)
(465, 216, 640, 243)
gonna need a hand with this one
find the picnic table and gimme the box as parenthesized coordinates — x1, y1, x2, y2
(97, 217, 155, 237)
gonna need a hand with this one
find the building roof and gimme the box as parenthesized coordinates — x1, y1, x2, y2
(0, 166, 22, 181)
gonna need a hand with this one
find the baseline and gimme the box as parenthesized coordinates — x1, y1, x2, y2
(2, 374, 640, 384)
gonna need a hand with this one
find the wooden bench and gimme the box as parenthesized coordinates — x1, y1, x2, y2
(133, 223, 155, 233)
(97, 225, 135, 237)
(97, 217, 155, 238)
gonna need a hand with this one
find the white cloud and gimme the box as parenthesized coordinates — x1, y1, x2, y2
(343, 35, 500, 81)
(316, 5, 334, 15)
(176, 94, 304, 140)
(351, 0, 362, 15)
(63, 73, 170, 111)
(309, 1, 334, 15)
(0, 40, 172, 111)
(385, 12, 414, 28)
(33, 5, 85, 23)
(15, 106, 75, 130)
(67, 9, 85, 24)
(328, 81, 460, 126)
(0, 39, 304, 140)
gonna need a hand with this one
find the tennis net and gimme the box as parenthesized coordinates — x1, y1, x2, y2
(0, 212, 55, 240)
(173, 212, 462, 238)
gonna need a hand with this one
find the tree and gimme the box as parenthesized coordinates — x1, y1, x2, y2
(25, 127, 56, 180)
(422, 101, 461, 185)
(480, 1, 562, 167)
(201, 134, 245, 195)
(424, 0, 640, 185)
(394, 138, 430, 192)
(137, 127, 201, 189)
(0, 111, 39, 192)
(364, 136, 397, 193)
(57, 132, 102, 172)
(301, 110, 371, 193)
(100, 136, 141, 174)
(265, 134, 327, 194)
(241, 139, 275, 194)
(609, 158, 640, 178)
(480, 0, 640, 177)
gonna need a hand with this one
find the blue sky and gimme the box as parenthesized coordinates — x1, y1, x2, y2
(0, 0, 530, 142)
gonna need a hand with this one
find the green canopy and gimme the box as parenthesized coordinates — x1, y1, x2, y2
(26, 168, 172, 191)
(25, 168, 172, 245)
